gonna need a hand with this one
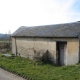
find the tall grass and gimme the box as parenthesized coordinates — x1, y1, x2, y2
(0, 54, 80, 80)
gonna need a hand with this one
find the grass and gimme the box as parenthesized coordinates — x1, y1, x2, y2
(0, 40, 12, 43)
(0, 54, 80, 80)
(0, 40, 8, 43)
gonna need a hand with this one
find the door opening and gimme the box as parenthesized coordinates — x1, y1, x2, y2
(56, 42, 67, 66)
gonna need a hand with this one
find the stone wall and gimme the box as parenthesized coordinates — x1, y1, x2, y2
(12, 38, 16, 55)
(67, 41, 79, 65)
(12, 37, 56, 63)
(12, 37, 79, 65)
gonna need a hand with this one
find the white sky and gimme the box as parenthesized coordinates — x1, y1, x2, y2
(0, 0, 80, 34)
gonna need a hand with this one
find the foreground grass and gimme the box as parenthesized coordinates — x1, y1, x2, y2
(0, 54, 80, 80)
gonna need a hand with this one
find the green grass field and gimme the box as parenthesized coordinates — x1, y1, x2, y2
(0, 54, 80, 80)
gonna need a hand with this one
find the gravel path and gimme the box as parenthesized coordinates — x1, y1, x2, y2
(0, 68, 26, 80)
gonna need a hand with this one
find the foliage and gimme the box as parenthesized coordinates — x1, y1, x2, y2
(0, 54, 80, 80)
(0, 42, 11, 53)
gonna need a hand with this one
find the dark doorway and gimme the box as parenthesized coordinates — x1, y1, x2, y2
(56, 42, 67, 66)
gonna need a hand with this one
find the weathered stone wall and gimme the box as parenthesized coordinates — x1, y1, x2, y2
(51, 38, 79, 65)
(53, 38, 79, 65)
(12, 37, 79, 65)
(12, 38, 16, 55)
(67, 41, 79, 65)
(12, 38, 56, 63)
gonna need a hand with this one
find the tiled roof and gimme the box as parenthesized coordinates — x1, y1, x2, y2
(12, 22, 80, 38)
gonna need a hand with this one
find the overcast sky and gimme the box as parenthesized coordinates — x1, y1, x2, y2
(0, 0, 80, 34)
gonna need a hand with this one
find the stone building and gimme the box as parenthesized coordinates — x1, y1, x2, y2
(12, 21, 80, 66)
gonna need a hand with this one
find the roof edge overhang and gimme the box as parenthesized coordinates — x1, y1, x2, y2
(11, 36, 78, 38)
